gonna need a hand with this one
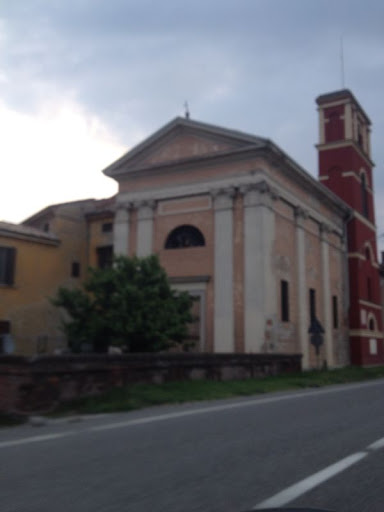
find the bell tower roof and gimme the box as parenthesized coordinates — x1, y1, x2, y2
(316, 89, 371, 125)
(316, 89, 372, 163)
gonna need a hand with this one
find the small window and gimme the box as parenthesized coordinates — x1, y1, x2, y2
(71, 261, 80, 278)
(309, 288, 316, 321)
(0, 320, 11, 354)
(361, 173, 369, 218)
(357, 124, 363, 147)
(332, 296, 338, 329)
(0, 247, 16, 285)
(367, 277, 372, 301)
(165, 225, 205, 249)
(281, 280, 289, 322)
(369, 318, 375, 331)
(0, 320, 10, 335)
(102, 222, 113, 233)
(43, 223, 50, 232)
(96, 246, 113, 269)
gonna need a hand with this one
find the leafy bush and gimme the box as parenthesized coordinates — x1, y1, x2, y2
(53, 255, 194, 353)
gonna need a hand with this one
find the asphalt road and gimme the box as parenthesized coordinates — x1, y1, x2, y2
(1, 379, 384, 512)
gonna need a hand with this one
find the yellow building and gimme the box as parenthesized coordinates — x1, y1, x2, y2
(0, 198, 114, 355)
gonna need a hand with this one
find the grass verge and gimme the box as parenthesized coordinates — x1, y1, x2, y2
(51, 365, 384, 417)
(0, 413, 27, 429)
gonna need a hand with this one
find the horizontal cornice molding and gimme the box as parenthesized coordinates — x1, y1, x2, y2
(316, 139, 374, 167)
(117, 171, 345, 237)
(0, 229, 60, 246)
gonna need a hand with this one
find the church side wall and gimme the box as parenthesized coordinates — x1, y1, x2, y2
(273, 200, 299, 355)
(116, 149, 349, 366)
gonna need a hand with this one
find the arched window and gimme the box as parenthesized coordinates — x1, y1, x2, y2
(357, 123, 363, 147)
(360, 171, 369, 218)
(368, 314, 377, 331)
(165, 225, 205, 249)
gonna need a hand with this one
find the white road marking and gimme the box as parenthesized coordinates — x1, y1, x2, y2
(253, 452, 368, 509)
(0, 379, 383, 453)
(90, 379, 384, 433)
(367, 436, 384, 451)
(89, 392, 329, 432)
(0, 431, 75, 449)
(253, 434, 384, 509)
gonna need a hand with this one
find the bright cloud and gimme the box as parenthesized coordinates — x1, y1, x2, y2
(0, 98, 127, 222)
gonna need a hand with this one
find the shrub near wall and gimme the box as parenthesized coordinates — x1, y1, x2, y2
(0, 353, 302, 414)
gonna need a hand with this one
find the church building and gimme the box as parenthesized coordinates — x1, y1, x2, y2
(1, 89, 382, 368)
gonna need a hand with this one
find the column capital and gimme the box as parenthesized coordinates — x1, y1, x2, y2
(114, 198, 132, 209)
(320, 222, 332, 241)
(114, 201, 132, 218)
(134, 199, 156, 220)
(294, 206, 309, 228)
(211, 186, 236, 211)
(240, 181, 278, 208)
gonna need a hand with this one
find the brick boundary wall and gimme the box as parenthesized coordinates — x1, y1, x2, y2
(0, 353, 302, 415)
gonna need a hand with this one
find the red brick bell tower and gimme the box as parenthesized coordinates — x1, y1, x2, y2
(316, 89, 383, 365)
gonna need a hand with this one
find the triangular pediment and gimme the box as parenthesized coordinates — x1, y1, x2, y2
(140, 131, 241, 166)
(103, 117, 267, 177)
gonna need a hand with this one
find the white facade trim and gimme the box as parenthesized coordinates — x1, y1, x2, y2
(320, 225, 334, 366)
(349, 329, 384, 339)
(212, 187, 235, 352)
(241, 183, 277, 353)
(352, 210, 376, 230)
(136, 200, 155, 257)
(295, 207, 309, 369)
(358, 299, 383, 311)
(113, 206, 130, 256)
(117, 172, 345, 237)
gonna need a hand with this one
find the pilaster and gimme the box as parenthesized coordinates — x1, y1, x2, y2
(320, 222, 334, 367)
(211, 187, 235, 352)
(135, 200, 156, 257)
(241, 182, 277, 353)
(113, 203, 130, 256)
(295, 206, 309, 368)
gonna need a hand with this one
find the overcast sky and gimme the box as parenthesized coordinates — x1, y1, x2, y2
(1, 0, 384, 247)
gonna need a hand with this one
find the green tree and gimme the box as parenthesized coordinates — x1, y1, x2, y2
(52, 255, 194, 353)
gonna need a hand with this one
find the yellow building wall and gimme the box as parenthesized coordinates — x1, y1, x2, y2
(1, 205, 90, 355)
(0, 236, 64, 355)
(87, 216, 114, 268)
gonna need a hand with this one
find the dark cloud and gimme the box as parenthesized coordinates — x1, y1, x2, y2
(1, 0, 384, 233)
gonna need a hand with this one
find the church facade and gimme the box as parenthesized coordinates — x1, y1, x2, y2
(103, 109, 351, 369)
(1, 89, 382, 368)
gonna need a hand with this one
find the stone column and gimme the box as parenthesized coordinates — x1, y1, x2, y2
(113, 203, 130, 256)
(136, 200, 156, 257)
(295, 206, 309, 369)
(320, 223, 334, 367)
(212, 187, 235, 352)
(241, 181, 277, 353)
